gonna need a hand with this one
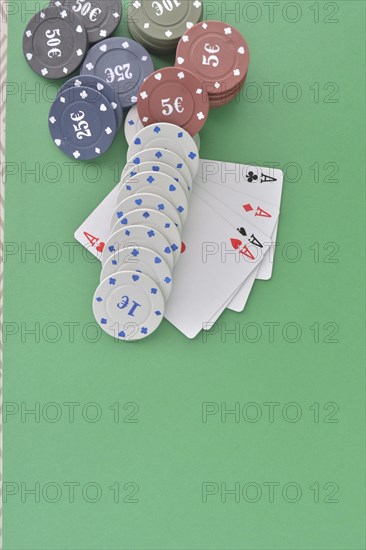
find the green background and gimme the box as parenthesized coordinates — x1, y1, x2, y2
(3, 1, 365, 548)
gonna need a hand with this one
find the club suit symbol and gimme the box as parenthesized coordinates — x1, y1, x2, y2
(246, 170, 258, 183)
(246, 170, 277, 183)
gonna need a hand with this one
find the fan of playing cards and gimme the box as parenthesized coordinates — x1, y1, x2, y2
(76, 121, 284, 340)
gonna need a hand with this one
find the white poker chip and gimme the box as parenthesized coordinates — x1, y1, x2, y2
(111, 209, 182, 265)
(127, 123, 199, 180)
(126, 147, 193, 193)
(93, 271, 165, 341)
(102, 224, 174, 268)
(111, 193, 182, 234)
(117, 171, 189, 225)
(120, 160, 190, 198)
(100, 246, 173, 301)
(124, 105, 144, 145)
(124, 106, 201, 152)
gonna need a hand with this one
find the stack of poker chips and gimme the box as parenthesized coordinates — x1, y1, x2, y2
(128, 0, 203, 55)
(137, 67, 210, 137)
(80, 37, 154, 112)
(175, 21, 250, 108)
(48, 75, 122, 160)
(47, 37, 154, 160)
(23, 2, 122, 80)
(50, 0, 122, 44)
(92, 123, 200, 341)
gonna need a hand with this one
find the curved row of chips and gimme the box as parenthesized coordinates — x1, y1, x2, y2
(93, 122, 199, 341)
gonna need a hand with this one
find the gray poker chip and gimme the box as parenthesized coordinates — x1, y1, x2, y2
(81, 37, 154, 110)
(51, 0, 122, 44)
(128, 0, 203, 52)
(57, 74, 123, 129)
(23, 5, 88, 80)
(49, 85, 117, 159)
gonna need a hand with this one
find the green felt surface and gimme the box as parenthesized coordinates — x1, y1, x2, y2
(3, 1, 365, 549)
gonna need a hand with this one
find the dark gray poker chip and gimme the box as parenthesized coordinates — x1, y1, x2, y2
(80, 37, 154, 110)
(57, 75, 123, 129)
(23, 5, 88, 80)
(51, 0, 122, 44)
(49, 85, 117, 160)
(127, 0, 203, 53)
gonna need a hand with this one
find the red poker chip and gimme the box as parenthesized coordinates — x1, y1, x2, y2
(137, 67, 210, 137)
(175, 21, 250, 100)
(208, 81, 246, 108)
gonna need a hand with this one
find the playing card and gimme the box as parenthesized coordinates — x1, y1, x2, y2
(74, 185, 119, 259)
(197, 161, 283, 205)
(193, 185, 276, 318)
(195, 161, 284, 280)
(203, 268, 259, 328)
(165, 191, 273, 338)
(203, 227, 277, 324)
(194, 182, 279, 238)
(227, 229, 277, 313)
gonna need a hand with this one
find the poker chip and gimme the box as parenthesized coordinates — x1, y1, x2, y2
(52, 0, 122, 44)
(207, 82, 243, 109)
(57, 75, 123, 129)
(137, 67, 209, 136)
(49, 85, 117, 159)
(124, 105, 144, 145)
(126, 147, 193, 193)
(23, 5, 88, 79)
(80, 37, 154, 110)
(124, 105, 201, 150)
(93, 271, 165, 341)
(111, 193, 182, 233)
(175, 21, 250, 107)
(100, 246, 173, 301)
(128, 18, 172, 55)
(120, 160, 190, 198)
(111, 209, 182, 265)
(117, 171, 189, 225)
(102, 225, 174, 269)
(128, 0, 203, 54)
(127, 123, 199, 180)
